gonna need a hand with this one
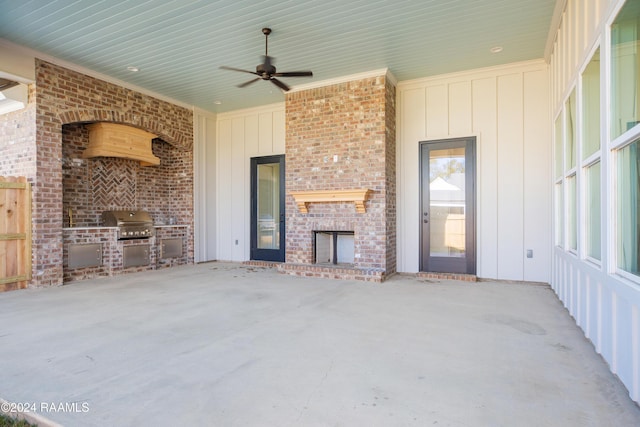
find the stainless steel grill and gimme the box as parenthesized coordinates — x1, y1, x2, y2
(102, 210, 155, 240)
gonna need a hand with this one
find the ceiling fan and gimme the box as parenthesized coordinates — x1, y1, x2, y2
(220, 28, 313, 91)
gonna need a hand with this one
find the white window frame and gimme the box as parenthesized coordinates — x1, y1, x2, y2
(554, 109, 565, 249)
(606, 1, 640, 283)
(578, 42, 603, 268)
(564, 86, 579, 256)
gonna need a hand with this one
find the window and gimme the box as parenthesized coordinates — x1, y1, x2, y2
(555, 115, 563, 178)
(582, 48, 601, 262)
(565, 89, 577, 170)
(582, 48, 600, 159)
(560, 88, 577, 253)
(612, 1, 640, 280)
(555, 183, 563, 247)
(617, 138, 640, 277)
(585, 161, 601, 260)
(611, 2, 640, 139)
(567, 174, 577, 251)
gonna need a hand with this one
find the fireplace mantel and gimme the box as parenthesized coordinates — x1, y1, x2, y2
(289, 189, 371, 213)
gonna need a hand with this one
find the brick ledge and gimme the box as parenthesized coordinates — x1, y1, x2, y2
(242, 260, 282, 268)
(278, 263, 386, 282)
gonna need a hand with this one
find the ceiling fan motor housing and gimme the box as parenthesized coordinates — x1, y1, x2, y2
(256, 63, 276, 79)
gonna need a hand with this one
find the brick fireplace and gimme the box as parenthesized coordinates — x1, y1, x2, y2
(281, 74, 396, 282)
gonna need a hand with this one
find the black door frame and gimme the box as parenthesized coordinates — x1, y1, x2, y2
(420, 137, 476, 274)
(250, 155, 285, 262)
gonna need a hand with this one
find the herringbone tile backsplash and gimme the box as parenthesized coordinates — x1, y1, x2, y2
(91, 158, 137, 209)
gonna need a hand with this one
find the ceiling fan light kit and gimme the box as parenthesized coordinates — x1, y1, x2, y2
(220, 28, 313, 91)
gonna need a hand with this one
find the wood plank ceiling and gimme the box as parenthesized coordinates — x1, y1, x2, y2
(0, 0, 557, 112)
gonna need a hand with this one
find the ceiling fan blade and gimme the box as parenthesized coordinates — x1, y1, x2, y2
(237, 77, 261, 88)
(270, 78, 290, 91)
(273, 71, 313, 78)
(220, 65, 259, 75)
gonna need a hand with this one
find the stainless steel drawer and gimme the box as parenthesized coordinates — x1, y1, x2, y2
(123, 245, 150, 268)
(160, 238, 183, 259)
(68, 243, 102, 269)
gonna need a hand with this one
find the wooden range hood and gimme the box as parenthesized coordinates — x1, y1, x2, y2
(82, 122, 160, 166)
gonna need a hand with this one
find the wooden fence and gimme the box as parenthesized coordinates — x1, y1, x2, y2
(0, 176, 32, 291)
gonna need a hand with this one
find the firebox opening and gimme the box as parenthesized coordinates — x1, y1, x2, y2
(314, 231, 355, 266)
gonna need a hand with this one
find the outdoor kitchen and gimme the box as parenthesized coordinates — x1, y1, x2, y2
(19, 59, 196, 286)
(61, 120, 191, 282)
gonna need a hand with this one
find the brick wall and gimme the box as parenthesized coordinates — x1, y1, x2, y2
(384, 79, 397, 275)
(284, 75, 396, 280)
(62, 124, 183, 227)
(33, 59, 193, 286)
(0, 84, 37, 178)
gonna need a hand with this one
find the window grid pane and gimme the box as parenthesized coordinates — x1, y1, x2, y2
(582, 48, 601, 159)
(555, 116, 563, 178)
(611, 3, 640, 139)
(555, 183, 564, 247)
(586, 162, 601, 260)
(567, 175, 577, 251)
(565, 90, 577, 170)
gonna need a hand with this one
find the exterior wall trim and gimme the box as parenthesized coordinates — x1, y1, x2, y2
(398, 59, 547, 89)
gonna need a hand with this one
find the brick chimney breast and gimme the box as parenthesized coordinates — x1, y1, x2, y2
(284, 76, 396, 281)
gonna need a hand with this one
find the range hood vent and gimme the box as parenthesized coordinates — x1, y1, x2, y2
(82, 122, 160, 166)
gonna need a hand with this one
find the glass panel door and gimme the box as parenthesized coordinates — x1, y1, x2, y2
(421, 138, 476, 274)
(428, 146, 467, 258)
(251, 155, 285, 262)
(257, 163, 280, 250)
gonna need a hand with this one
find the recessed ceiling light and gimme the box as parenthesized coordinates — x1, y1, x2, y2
(127, 66, 139, 72)
(213, 100, 222, 105)
(490, 46, 503, 54)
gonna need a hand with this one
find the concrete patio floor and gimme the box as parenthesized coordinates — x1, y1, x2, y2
(1, 262, 639, 427)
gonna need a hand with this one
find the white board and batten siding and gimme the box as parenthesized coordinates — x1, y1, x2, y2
(193, 109, 217, 262)
(397, 60, 551, 282)
(215, 103, 285, 262)
(549, 0, 640, 404)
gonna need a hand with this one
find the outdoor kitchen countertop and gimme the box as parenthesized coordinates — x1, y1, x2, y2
(62, 225, 188, 230)
(62, 226, 117, 231)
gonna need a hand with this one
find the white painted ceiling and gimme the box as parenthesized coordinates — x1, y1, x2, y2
(0, 0, 557, 113)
